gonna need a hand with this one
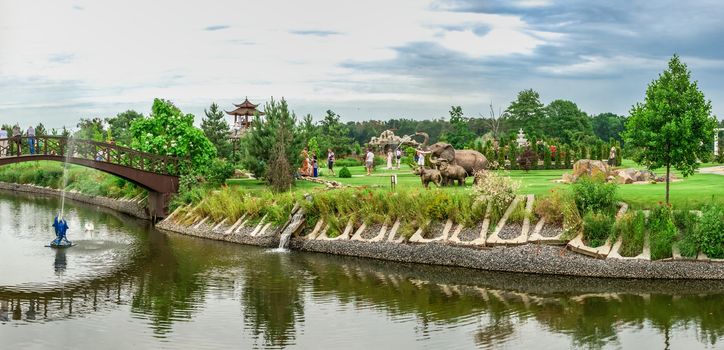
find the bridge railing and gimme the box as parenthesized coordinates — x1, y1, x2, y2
(0, 136, 186, 176)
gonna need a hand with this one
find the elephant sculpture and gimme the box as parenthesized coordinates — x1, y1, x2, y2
(414, 167, 443, 188)
(415, 132, 489, 177)
(438, 160, 467, 186)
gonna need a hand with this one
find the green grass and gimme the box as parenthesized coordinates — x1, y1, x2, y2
(226, 160, 724, 209)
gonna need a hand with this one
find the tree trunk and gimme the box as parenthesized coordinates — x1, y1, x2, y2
(665, 163, 671, 204)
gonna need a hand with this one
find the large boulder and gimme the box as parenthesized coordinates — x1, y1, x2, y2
(572, 159, 609, 179)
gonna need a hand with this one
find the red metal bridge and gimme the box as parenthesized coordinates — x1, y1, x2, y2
(0, 136, 186, 218)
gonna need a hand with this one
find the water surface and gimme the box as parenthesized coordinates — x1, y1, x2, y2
(1, 191, 723, 349)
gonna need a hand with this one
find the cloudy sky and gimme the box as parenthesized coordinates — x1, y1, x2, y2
(1, 0, 723, 129)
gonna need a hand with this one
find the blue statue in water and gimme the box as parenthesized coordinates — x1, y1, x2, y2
(51, 216, 72, 247)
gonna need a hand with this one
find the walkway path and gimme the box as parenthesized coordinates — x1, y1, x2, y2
(698, 166, 724, 175)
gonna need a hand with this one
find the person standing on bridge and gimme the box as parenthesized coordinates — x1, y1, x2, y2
(0, 128, 7, 157)
(27, 125, 36, 155)
(11, 124, 21, 155)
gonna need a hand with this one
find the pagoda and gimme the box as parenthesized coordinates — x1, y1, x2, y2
(226, 97, 264, 138)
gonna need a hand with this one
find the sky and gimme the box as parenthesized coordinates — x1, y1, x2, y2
(1, 0, 723, 129)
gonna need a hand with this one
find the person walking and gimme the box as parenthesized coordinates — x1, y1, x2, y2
(365, 148, 375, 176)
(11, 124, 21, 155)
(327, 148, 335, 176)
(395, 148, 402, 169)
(0, 128, 7, 157)
(608, 146, 617, 166)
(27, 125, 36, 155)
(312, 153, 319, 177)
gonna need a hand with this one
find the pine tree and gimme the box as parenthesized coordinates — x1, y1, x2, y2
(201, 103, 232, 160)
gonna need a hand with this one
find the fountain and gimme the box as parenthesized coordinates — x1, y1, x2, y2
(516, 128, 528, 148)
(51, 137, 75, 248)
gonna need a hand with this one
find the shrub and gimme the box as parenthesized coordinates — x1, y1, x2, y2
(338, 167, 352, 178)
(335, 158, 362, 167)
(696, 205, 724, 258)
(649, 204, 677, 260)
(543, 147, 552, 169)
(614, 211, 646, 257)
(204, 158, 234, 187)
(582, 211, 614, 248)
(571, 176, 618, 214)
(474, 170, 519, 215)
(674, 210, 700, 258)
(534, 189, 572, 226)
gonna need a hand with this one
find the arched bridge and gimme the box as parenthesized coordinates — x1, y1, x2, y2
(0, 136, 186, 218)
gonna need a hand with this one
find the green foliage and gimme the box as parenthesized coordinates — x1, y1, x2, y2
(675, 210, 700, 258)
(696, 205, 724, 258)
(318, 110, 353, 155)
(592, 112, 626, 144)
(534, 189, 572, 226)
(106, 110, 143, 146)
(504, 89, 545, 138)
(240, 98, 302, 181)
(543, 146, 551, 169)
(624, 55, 718, 203)
(0, 161, 142, 199)
(543, 99, 594, 144)
(508, 199, 527, 224)
(571, 176, 618, 214)
(75, 117, 106, 141)
(614, 211, 646, 257)
(338, 167, 352, 178)
(201, 103, 232, 160)
(204, 158, 235, 187)
(130, 99, 216, 174)
(582, 211, 614, 248)
(443, 106, 475, 149)
(335, 158, 362, 167)
(649, 204, 677, 260)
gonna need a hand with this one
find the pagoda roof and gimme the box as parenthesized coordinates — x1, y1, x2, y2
(226, 97, 264, 116)
(233, 98, 258, 108)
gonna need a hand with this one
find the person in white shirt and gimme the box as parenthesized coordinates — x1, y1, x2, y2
(365, 149, 375, 176)
(417, 149, 426, 168)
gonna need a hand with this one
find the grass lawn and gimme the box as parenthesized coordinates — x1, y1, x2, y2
(227, 160, 724, 209)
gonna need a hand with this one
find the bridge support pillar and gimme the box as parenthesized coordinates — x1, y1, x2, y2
(148, 192, 172, 220)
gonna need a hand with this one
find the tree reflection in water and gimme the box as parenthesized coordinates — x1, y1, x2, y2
(2, 188, 724, 349)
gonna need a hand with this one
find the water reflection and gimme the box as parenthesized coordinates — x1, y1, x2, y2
(2, 190, 724, 349)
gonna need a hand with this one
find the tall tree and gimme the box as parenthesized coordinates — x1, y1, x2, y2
(592, 112, 626, 143)
(624, 55, 717, 203)
(504, 89, 546, 138)
(241, 98, 301, 181)
(130, 99, 216, 172)
(318, 110, 352, 155)
(443, 106, 476, 149)
(201, 103, 232, 160)
(75, 118, 106, 141)
(106, 110, 143, 146)
(543, 99, 593, 144)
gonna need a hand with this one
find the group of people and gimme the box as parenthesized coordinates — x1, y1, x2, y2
(0, 125, 36, 157)
(299, 147, 337, 177)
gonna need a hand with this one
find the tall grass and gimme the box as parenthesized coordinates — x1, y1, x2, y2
(614, 211, 646, 257)
(0, 161, 143, 198)
(649, 204, 677, 260)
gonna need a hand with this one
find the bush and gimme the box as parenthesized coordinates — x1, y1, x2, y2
(335, 158, 362, 167)
(338, 167, 352, 178)
(508, 199, 527, 224)
(571, 176, 618, 214)
(649, 204, 677, 260)
(204, 158, 234, 187)
(582, 211, 614, 248)
(696, 205, 724, 258)
(474, 171, 519, 215)
(614, 211, 646, 257)
(534, 189, 572, 226)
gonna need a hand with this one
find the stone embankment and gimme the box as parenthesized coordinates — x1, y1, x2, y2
(157, 195, 724, 280)
(0, 182, 149, 219)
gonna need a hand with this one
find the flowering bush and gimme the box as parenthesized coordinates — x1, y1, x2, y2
(473, 170, 519, 214)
